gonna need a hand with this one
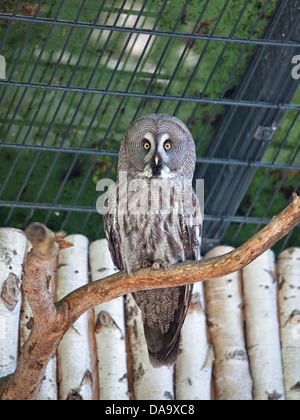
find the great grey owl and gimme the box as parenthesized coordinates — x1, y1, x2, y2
(103, 114, 202, 367)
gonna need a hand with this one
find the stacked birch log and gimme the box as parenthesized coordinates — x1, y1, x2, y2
(0, 227, 299, 400)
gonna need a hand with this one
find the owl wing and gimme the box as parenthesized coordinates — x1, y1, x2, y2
(104, 213, 123, 271)
(147, 283, 194, 367)
(178, 189, 203, 323)
(146, 192, 203, 367)
(103, 184, 123, 271)
(172, 191, 203, 349)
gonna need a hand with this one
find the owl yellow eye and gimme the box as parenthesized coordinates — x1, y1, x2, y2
(143, 141, 151, 151)
(164, 141, 172, 150)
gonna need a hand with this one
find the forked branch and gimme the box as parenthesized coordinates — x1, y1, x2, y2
(0, 194, 299, 400)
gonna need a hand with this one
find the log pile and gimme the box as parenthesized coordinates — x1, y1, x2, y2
(0, 228, 299, 400)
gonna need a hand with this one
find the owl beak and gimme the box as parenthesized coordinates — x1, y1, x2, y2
(154, 156, 159, 166)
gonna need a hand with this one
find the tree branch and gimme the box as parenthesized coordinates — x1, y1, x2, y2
(0, 224, 67, 400)
(0, 194, 299, 400)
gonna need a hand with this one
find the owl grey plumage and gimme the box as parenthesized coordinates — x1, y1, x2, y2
(104, 114, 202, 367)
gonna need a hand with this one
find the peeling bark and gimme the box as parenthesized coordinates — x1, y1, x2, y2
(0, 224, 61, 400)
(19, 241, 58, 400)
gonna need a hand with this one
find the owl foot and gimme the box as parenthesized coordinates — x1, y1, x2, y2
(136, 260, 152, 271)
(151, 260, 169, 271)
(143, 259, 152, 268)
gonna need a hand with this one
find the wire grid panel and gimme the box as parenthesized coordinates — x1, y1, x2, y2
(0, 0, 299, 254)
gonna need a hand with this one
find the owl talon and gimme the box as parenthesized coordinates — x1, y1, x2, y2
(151, 260, 169, 271)
(136, 260, 152, 271)
(142, 260, 152, 268)
(151, 262, 160, 271)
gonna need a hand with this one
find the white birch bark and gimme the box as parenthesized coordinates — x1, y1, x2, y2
(243, 250, 285, 400)
(124, 293, 174, 400)
(204, 246, 253, 400)
(175, 281, 213, 400)
(56, 235, 92, 400)
(89, 239, 129, 400)
(278, 248, 300, 400)
(0, 228, 27, 378)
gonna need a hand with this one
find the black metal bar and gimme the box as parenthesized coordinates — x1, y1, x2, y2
(230, 110, 300, 244)
(51, 0, 173, 231)
(42, 0, 148, 226)
(0, 143, 299, 171)
(197, 0, 300, 252)
(1, 12, 300, 48)
(0, 80, 299, 110)
(0, 0, 23, 52)
(1, 199, 297, 228)
(186, 0, 272, 145)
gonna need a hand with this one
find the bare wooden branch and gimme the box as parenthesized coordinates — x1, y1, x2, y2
(25, 223, 58, 261)
(0, 224, 63, 400)
(0, 194, 299, 400)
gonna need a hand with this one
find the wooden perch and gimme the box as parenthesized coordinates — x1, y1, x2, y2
(0, 194, 299, 400)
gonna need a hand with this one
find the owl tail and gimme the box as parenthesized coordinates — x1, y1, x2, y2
(143, 324, 181, 368)
(132, 285, 193, 367)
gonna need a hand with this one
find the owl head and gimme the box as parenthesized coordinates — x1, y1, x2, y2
(118, 114, 196, 180)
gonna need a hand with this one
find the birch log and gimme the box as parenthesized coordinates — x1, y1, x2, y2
(89, 239, 129, 400)
(124, 293, 174, 400)
(243, 250, 285, 400)
(278, 248, 300, 400)
(0, 228, 27, 378)
(175, 281, 213, 400)
(56, 235, 92, 400)
(204, 246, 253, 400)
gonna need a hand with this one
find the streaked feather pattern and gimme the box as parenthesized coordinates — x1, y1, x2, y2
(103, 114, 202, 367)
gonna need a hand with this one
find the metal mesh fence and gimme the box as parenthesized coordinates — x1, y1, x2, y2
(0, 0, 299, 255)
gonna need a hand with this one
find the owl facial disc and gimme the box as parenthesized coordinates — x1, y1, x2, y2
(120, 114, 196, 180)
